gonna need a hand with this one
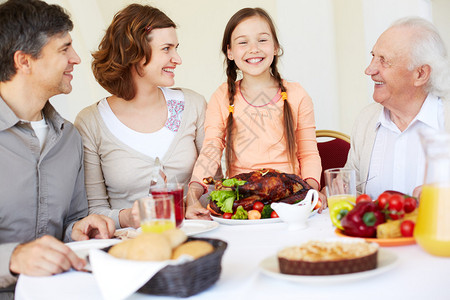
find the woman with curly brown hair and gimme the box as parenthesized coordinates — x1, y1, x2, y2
(75, 4, 207, 229)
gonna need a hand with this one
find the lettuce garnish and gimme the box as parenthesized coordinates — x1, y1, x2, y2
(209, 190, 235, 213)
(209, 179, 247, 213)
(222, 178, 246, 187)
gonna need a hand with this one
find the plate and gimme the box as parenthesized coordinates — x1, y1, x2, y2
(66, 239, 121, 260)
(211, 215, 283, 225)
(334, 229, 416, 246)
(211, 208, 318, 225)
(115, 221, 220, 238)
(180, 220, 219, 236)
(259, 248, 399, 284)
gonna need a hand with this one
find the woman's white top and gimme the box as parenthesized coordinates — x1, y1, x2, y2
(97, 87, 184, 159)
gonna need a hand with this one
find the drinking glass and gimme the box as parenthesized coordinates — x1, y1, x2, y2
(149, 183, 185, 228)
(324, 168, 357, 211)
(139, 194, 175, 233)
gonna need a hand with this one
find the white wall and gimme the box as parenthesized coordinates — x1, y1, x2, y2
(432, 0, 450, 52)
(40, 0, 448, 136)
(332, 0, 367, 134)
(277, 0, 340, 133)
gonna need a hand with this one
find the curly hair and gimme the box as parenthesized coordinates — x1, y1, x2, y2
(221, 8, 296, 174)
(92, 4, 176, 100)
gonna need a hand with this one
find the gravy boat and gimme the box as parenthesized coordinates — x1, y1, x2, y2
(271, 189, 319, 230)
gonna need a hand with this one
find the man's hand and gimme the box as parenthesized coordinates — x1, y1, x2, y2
(9, 235, 85, 276)
(72, 215, 115, 241)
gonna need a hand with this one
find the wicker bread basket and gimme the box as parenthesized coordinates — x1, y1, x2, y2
(103, 237, 227, 298)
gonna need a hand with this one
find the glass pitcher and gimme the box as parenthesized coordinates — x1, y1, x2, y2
(414, 130, 450, 256)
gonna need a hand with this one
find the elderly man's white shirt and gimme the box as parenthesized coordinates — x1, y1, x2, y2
(365, 94, 444, 198)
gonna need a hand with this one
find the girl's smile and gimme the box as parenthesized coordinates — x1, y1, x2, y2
(227, 16, 278, 78)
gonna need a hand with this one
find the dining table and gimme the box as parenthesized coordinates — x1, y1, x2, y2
(14, 210, 450, 300)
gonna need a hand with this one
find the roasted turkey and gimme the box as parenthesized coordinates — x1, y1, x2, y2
(204, 168, 312, 214)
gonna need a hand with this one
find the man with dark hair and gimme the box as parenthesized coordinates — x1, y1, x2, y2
(0, 0, 114, 295)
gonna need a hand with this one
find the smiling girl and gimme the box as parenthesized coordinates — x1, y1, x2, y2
(75, 4, 207, 229)
(186, 8, 322, 219)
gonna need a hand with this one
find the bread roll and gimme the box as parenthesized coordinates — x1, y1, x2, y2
(109, 232, 172, 261)
(172, 240, 214, 260)
(163, 228, 187, 248)
(108, 238, 133, 259)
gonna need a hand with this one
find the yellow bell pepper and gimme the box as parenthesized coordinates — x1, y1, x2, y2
(330, 201, 354, 230)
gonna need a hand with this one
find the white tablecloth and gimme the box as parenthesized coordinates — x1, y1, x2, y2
(15, 211, 450, 300)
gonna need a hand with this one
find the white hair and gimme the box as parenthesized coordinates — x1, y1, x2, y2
(390, 17, 450, 98)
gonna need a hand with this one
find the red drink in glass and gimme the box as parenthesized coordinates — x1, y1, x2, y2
(150, 183, 184, 227)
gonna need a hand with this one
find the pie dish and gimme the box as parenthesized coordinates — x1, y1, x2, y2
(277, 240, 378, 275)
(259, 248, 398, 284)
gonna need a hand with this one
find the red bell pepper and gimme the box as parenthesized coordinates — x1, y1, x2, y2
(341, 201, 385, 238)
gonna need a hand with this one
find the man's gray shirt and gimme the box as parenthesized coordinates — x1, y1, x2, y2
(0, 98, 88, 287)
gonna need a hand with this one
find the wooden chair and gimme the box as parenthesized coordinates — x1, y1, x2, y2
(316, 130, 351, 188)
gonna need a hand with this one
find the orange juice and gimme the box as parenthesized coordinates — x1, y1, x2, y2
(327, 194, 356, 209)
(141, 220, 175, 233)
(414, 184, 450, 256)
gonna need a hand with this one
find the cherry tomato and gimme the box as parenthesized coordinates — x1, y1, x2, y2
(356, 194, 372, 204)
(248, 210, 262, 220)
(223, 213, 233, 219)
(400, 220, 415, 237)
(388, 194, 405, 220)
(270, 211, 279, 218)
(253, 201, 264, 212)
(388, 194, 404, 211)
(404, 197, 417, 213)
(377, 192, 391, 210)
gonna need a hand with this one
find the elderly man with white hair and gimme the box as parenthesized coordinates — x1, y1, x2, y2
(345, 17, 450, 199)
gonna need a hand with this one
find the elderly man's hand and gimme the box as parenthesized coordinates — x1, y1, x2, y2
(9, 235, 86, 276)
(72, 215, 115, 241)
